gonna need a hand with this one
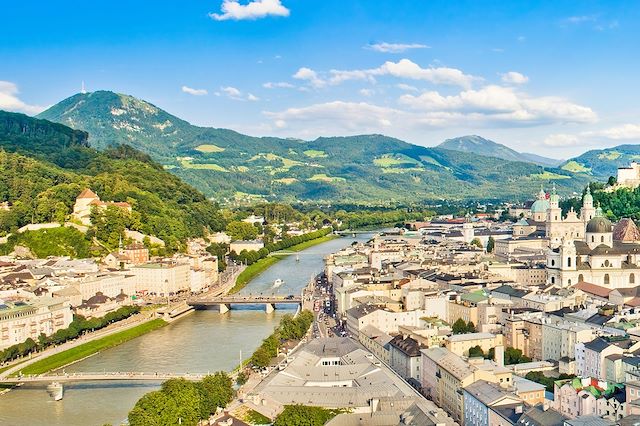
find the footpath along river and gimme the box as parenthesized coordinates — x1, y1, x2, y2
(0, 233, 374, 426)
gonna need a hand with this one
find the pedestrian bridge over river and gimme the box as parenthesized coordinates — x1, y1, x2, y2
(186, 294, 303, 313)
(3, 372, 207, 384)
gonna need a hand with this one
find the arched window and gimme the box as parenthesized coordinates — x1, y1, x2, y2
(568, 279, 572, 285)
(605, 260, 610, 267)
(631, 274, 636, 284)
(601, 236, 605, 243)
(604, 274, 610, 285)
(551, 259, 555, 266)
(551, 276, 555, 284)
(592, 236, 595, 243)
(568, 257, 572, 267)
(578, 274, 584, 282)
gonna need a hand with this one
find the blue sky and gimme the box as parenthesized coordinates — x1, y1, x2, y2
(1, 0, 639, 159)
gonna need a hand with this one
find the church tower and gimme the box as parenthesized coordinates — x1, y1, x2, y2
(580, 186, 596, 224)
(462, 213, 474, 243)
(546, 184, 564, 246)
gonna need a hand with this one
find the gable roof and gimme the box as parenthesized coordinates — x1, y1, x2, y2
(77, 188, 98, 199)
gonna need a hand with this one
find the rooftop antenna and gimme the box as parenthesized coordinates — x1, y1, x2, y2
(81, 81, 87, 94)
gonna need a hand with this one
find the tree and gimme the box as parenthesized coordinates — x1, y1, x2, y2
(470, 238, 483, 249)
(197, 373, 234, 418)
(128, 390, 181, 426)
(468, 345, 484, 358)
(504, 347, 532, 365)
(452, 318, 468, 334)
(486, 236, 495, 253)
(225, 221, 258, 241)
(274, 405, 339, 426)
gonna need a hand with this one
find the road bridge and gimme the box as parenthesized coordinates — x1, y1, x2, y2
(187, 294, 302, 313)
(2, 372, 207, 384)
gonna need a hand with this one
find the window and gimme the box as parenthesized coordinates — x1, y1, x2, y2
(602, 236, 605, 243)
(631, 274, 636, 285)
(592, 236, 595, 243)
(568, 257, 572, 267)
(578, 274, 584, 282)
(551, 259, 555, 266)
(604, 274, 610, 285)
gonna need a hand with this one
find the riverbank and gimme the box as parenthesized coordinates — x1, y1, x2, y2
(12, 319, 167, 377)
(228, 234, 337, 294)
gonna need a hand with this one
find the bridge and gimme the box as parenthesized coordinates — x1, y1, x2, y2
(3, 372, 207, 384)
(187, 294, 303, 313)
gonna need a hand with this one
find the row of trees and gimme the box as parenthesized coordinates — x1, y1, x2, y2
(468, 346, 532, 365)
(229, 228, 332, 267)
(525, 371, 576, 393)
(128, 374, 233, 426)
(250, 311, 314, 369)
(0, 306, 140, 363)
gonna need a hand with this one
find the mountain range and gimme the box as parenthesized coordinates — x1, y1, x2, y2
(34, 90, 599, 204)
(437, 135, 562, 167)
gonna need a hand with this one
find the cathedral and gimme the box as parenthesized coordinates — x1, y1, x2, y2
(512, 186, 596, 245)
(508, 185, 640, 290)
(535, 187, 640, 289)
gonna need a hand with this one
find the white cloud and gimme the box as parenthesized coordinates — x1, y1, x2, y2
(217, 86, 258, 101)
(210, 0, 290, 21)
(0, 81, 44, 114)
(221, 86, 242, 98)
(263, 81, 295, 89)
(366, 42, 430, 53)
(396, 83, 419, 92)
(398, 85, 596, 125)
(564, 15, 597, 25)
(181, 86, 208, 96)
(302, 59, 479, 89)
(265, 101, 413, 134)
(501, 71, 529, 84)
(359, 89, 374, 97)
(293, 67, 326, 88)
(543, 133, 580, 147)
(589, 124, 640, 140)
(372, 59, 478, 88)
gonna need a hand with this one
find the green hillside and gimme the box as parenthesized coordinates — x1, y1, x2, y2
(560, 145, 640, 179)
(0, 110, 224, 251)
(38, 91, 588, 203)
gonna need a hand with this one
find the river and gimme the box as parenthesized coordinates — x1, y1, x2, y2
(0, 233, 373, 426)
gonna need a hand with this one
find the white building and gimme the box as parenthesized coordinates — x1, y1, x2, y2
(131, 262, 190, 296)
(0, 297, 73, 350)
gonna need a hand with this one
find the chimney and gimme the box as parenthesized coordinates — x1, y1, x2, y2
(494, 345, 505, 367)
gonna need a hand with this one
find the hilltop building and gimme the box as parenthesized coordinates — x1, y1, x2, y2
(616, 162, 640, 190)
(72, 188, 132, 226)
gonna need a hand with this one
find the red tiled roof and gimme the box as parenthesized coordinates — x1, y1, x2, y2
(574, 281, 612, 298)
(77, 188, 98, 199)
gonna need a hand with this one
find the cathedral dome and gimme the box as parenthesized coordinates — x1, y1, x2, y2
(531, 198, 550, 214)
(586, 215, 612, 234)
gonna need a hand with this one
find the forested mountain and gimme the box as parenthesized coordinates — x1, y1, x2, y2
(560, 145, 640, 179)
(38, 91, 588, 203)
(437, 135, 562, 167)
(0, 111, 225, 251)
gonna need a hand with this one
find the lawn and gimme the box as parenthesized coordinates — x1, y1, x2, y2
(14, 319, 167, 376)
(530, 171, 571, 180)
(194, 144, 225, 153)
(303, 149, 327, 158)
(307, 173, 346, 183)
(180, 159, 228, 172)
(561, 160, 592, 173)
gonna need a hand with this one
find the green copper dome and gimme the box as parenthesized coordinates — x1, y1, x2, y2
(531, 198, 550, 214)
